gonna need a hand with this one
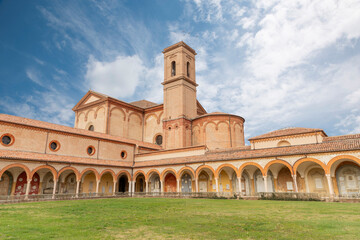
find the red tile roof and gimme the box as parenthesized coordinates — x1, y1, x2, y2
(0, 149, 132, 167)
(0, 114, 161, 150)
(134, 136, 360, 167)
(130, 100, 160, 109)
(249, 127, 326, 141)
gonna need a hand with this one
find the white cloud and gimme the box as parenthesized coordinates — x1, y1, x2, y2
(26, 68, 44, 87)
(85, 55, 145, 98)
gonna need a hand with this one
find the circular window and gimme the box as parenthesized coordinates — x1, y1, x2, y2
(87, 146, 95, 156)
(155, 135, 163, 145)
(120, 151, 127, 159)
(88, 125, 94, 131)
(49, 140, 60, 152)
(1, 134, 14, 147)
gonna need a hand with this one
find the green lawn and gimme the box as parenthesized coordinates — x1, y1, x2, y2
(0, 198, 359, 240)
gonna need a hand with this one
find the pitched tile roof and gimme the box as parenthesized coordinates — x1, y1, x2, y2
(0, 114, 161, 150)
(130, 100, 160, 109)
(249, 127, 326, 141)
(0, 149, 132, 167)
(134, 136, 360, 167)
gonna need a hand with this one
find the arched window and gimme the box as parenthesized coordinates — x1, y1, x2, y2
(277, 140, 291, 147)
(155, 135, 163, 145)
(88, 125, 94, 131)
(171, 61, 176, 76)
(187, 62, 190, 77)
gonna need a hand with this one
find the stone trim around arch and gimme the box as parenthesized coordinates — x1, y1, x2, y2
(195, 165, 216, 178)
(100, 169, 116, 182)
(58, 167, 81, 181)
(0, 163, 31, 180)
(327, 155, 360, 174)
(215, 164, 239, 178)
(264, 159, 293, 176)
(133, 170, 147, 181)
(80, 168, 100, 181)
(30, 165, 58, 180)
(146, 169, 161, 180)
(116, 170, 132, 181)
(238, 162, 265, 176)
(177, 166, 195, 179)
(160, 168, 177, 181)
(293, 157, 328, 174)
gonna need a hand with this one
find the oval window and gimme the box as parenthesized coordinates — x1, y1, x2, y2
(87, 146, 95, 156)
(49, 141, 60, 152)
(121, 151, 127, 159)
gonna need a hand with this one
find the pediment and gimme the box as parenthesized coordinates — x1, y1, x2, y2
(72, 91, 108, 111)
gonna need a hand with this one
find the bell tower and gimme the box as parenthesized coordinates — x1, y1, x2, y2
(162, 41, 197, 149)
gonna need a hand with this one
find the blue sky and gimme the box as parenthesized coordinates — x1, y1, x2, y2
(0, 0, 360, 141)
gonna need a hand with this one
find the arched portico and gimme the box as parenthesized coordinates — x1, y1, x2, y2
(239, 163, 264, 196)
(162, 169, 177, 192)
(328, 156, 360, 196)
(294, 158, 330, 196)
(57, 168, 79, 195)
(147, 170, 161, 193)
(216, 164, 238, 193)
(264, 160, 295, 192)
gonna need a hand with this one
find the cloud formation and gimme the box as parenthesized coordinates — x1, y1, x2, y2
(85, 55, 145, 98)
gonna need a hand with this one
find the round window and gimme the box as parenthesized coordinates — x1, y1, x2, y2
(49, 141, 60, 152)
(87, 146, 95, 156)
(155, 135, 163, 145)
(1, 135, 11, 146)
(121, 151, 127, 159)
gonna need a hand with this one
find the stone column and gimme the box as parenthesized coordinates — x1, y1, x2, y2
(215, 178, 219, 193)
(132, 181, 136, 193)
(237, 177, 242, 195)
(76, 180, 80, 198)
(128, 181, 132, 194)
(145, 180, 149, 193)
(95, 180, 100, 196)
(52, 179, 58, 199)
(263, 176, 268, 192)
(195, 178, 199, 192)
(24, 179, 32, 200)
(113, 181, 116, 196)
(326, 174, 334, 197)
(250, 178, 255, 195)
(292, 175, 298, 193)
(160, 180, 164, 193)
(176, 179, 180, 192)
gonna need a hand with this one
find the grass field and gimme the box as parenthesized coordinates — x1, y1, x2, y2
(0, 198, 359, 240)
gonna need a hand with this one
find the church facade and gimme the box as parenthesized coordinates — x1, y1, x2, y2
(1, 42, 360, 199)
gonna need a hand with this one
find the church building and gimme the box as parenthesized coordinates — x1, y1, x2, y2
(1, 42, 360, 199)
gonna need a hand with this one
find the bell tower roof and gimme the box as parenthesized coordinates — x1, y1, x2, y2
(162, 41, 197, 55)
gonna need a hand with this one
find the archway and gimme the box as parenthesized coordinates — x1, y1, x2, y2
(196, 166, 215, 192)
(198, 171, 210, 192)
(276, 167, 295, 192)
(148, 172, 161, 193)
(328, 156, 360, 196)
(99, 172, 114, 195)
(294, 159, 329, 195)
(335, 163, 360, 196)
(135, 174, 145, 192)
(254, 170, 274, 193)
(180, 172, 192, 193)
(164, 173, 176, 192)
(58, 169, 77, 194)
(81, 171, 97, 194)
(15, 172, 39, 195)
(239, 163, 264, 195)
(0, 171, 13, 196)
(118, 174, 129, 193)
